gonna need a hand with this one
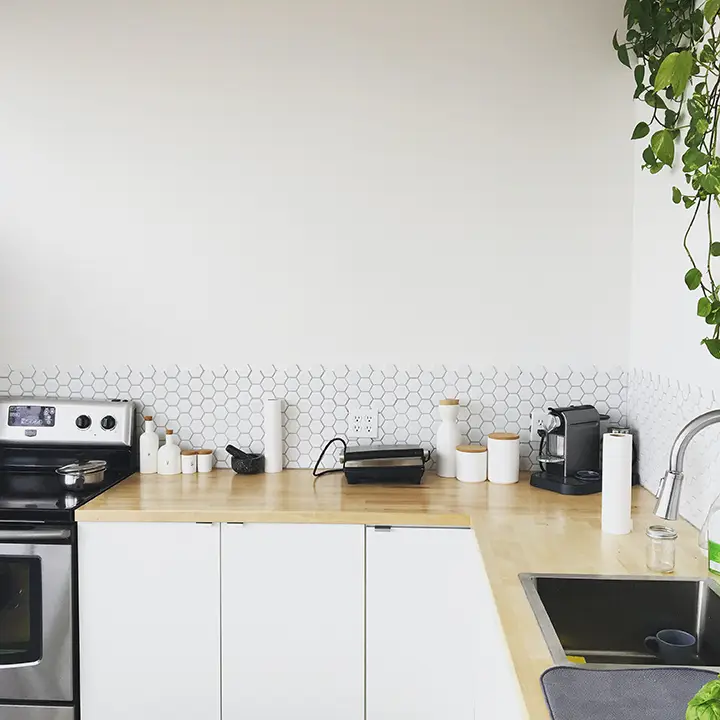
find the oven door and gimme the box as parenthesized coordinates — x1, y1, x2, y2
(0, 526, 73, 703)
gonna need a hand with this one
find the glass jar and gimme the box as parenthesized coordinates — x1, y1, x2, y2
(646, 525, 678, 573)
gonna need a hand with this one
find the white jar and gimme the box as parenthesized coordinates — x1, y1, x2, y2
(197, 449, 214, 473)
(487, 432, 520, 485)
(157, 429, 181, 475)
(436, 399, 461, 478)
(455, 445, 487, 483)
(181, 450, 197, 474)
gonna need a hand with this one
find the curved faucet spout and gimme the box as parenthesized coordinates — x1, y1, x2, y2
(655, 410, 720, 521)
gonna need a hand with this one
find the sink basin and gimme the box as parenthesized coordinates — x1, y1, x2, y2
(520, 573, 720, 668)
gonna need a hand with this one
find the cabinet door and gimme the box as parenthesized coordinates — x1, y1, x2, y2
(221, 523, 364, 720)
(78, 522, 221, 720)
(366, 526, 481, 720)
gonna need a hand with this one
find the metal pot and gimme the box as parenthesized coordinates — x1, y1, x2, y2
(56, 460, 107, 491)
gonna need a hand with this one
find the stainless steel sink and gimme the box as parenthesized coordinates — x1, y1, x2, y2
(520, 573, 720, 669)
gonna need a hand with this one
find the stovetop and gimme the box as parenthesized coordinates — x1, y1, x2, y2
(0, 468, 131, 522)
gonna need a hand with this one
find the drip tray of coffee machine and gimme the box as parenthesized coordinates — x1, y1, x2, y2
(531, 468, 602, 495)
(530, 405, 607, 495)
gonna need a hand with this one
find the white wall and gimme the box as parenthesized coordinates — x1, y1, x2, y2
(630, 119, 720, 387)
(629, 108, 720, 526)
(0, 0, 632, 368)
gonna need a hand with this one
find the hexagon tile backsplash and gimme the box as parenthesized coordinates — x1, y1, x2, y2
(627, 368, 720, 529)
(0, 364, 627, 471)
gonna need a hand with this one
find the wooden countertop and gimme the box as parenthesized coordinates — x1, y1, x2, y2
(76, 470, 707, 719)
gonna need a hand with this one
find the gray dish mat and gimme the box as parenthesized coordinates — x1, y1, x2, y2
(540, 666, 718, 720)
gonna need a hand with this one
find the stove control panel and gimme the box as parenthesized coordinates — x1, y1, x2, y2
(0, 398, 134, 446)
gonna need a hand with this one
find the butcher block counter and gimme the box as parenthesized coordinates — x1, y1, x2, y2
(76, 470, 707, 719)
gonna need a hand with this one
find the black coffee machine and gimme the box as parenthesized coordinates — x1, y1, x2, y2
(530, 405, 608, 495)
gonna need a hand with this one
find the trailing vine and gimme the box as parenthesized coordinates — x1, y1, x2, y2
(616, 0, 720, 357)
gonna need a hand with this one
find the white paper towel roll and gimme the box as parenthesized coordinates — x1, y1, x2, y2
(263, 397, 283, 474)
(601, 432, 633, 535)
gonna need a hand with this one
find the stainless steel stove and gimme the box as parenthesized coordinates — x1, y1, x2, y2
(0, 398, 137, 719)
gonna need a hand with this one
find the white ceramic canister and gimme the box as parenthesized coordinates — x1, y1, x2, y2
(197, 449, 214, 473)
(487, 432, 520, 485)
(436, 399, 461, 478)
(181, 450, 197, 474)
(455, 445, 487, 483)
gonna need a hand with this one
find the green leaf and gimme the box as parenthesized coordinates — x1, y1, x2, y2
(654, 51, 694, 98)
(699, 297, 713, 317)
(617, 44, 630, 68)
(632, 122, 650, 139)
(685, 196, 698, 208)
(642, 146, 656, 166)
(702, 173, 720, 194)
(702, 339, 720, 360)
(683, 147, 710, 171)
(712, 242, 720, 256)
(673, 186, 683, 203)
(689, 97, 705, 118)
(651, 129, 675, 166)
(697, 117, 710, 134)
(634, 65, 645, 86)
(705, 0, 720, 24)
(666, 110, 679, 127)
(612, 30, 620, 51)
(645, 91, 667, 109)
(655, 52, 679, 92)
(671, 50, 694, 97)
(686, 267, 703, 290)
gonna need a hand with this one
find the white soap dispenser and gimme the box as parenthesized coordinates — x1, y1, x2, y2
(157, 429, 181, 475)
(139, 415, 160, 474)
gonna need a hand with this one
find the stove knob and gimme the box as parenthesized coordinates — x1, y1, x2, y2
(76, 415, 91, 430)
(101, 415, 116, 431)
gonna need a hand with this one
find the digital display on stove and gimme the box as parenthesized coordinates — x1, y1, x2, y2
(8, 405, 56, 428)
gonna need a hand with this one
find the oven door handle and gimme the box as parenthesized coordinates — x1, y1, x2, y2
(0, 528, 71, 542)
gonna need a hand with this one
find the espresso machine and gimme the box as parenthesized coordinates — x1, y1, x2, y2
(530, 405, 608, 495)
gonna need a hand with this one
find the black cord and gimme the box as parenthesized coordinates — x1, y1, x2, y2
(538, 430, 546, 472)
(312, 437, 348, 483)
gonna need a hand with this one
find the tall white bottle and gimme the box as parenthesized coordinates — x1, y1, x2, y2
(139, 415, 160, 474)
(436, 399, 461, 478)
(157, 429, 181, 475)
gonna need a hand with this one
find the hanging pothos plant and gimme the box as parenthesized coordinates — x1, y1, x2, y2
(616, 0, 720, 357)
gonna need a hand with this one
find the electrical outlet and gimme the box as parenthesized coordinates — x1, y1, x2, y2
(530, 410, 553, 440)
(348, 407, 378, 439)
(531, 410, 549, 437)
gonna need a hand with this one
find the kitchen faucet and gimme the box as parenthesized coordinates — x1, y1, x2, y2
(655, 410, 720, 520)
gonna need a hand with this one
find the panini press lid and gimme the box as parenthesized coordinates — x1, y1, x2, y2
(343, 444, 426, 461)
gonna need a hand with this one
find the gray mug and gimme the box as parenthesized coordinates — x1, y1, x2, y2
(644, 629, 697, 664)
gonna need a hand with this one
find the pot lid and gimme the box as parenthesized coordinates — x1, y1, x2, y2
(56, 460, 107, 475)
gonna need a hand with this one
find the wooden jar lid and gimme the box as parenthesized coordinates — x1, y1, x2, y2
(456, 445, 487, 453)
(143, 415, 153, 421)
(197, 449, 213, 455)
(181, 450, 197, 456)
(165, 429, 174, 435)
(439, 399, 460, 406)
(488, 432, 520, 441)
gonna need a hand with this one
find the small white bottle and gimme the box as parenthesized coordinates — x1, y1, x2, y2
(139, 415, 159, 474)
(436, 399, 461, 478)
(157, 429, 181, 475)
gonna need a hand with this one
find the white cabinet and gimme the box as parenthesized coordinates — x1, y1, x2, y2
(78, 522, 221, 720)
(366, 526, 521, 720)
(221, 523, 365, 720)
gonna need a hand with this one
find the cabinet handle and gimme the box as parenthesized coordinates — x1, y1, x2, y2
(195, 522, 214, 525)
(226, 522, 244, 525)
(373, 525, 393, 532)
